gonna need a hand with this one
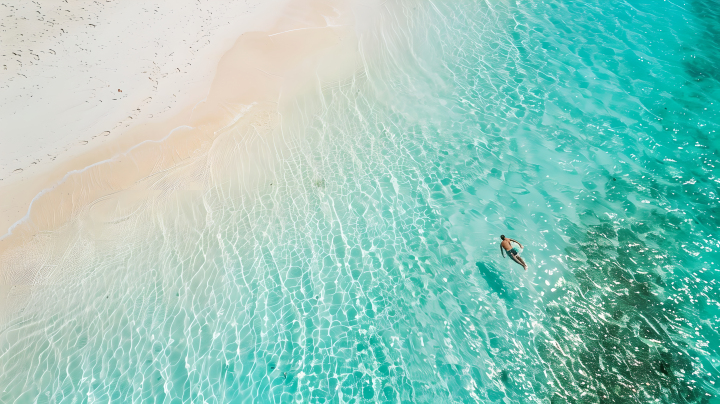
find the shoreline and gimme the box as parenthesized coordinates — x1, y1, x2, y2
(0, 0, 293, 185)
(0, 0, 336, 242)
(0, 0, 292, 239)
(0, 0, 296, 238)
(0, 0, 374, 322)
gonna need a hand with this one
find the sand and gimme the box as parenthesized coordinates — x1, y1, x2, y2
(0, 0, 293, 182)
(0, 0, 354, 241)
(0, 0, 290, 240)
(0, 0, 381, 321)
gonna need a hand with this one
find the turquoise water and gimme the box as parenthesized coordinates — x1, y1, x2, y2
(1, 0, 720, 402)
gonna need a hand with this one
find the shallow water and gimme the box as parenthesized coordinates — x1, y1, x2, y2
(1, 0, 719, 402)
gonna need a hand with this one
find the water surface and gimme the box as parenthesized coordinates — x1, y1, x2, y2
(1, 0, 719, 402)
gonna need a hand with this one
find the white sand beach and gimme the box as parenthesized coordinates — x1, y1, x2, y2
(0, 0, 290, 182)
(0, 0, 379, 320)
(0, 0, 293, 242)
(0, 0, 361, 241)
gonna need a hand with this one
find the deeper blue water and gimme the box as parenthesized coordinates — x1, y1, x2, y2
(1, 0, 719, 402)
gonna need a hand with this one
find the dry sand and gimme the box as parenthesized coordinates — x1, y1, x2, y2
(0, 0, 293, 183)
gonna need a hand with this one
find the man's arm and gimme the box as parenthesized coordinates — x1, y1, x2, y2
(509, 238, 524, 249)
(500, 245, 505, 257)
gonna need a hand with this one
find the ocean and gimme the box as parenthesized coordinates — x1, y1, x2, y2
(1, 0, 718, 402)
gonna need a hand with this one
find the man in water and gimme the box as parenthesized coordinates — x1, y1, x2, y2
(500, 235, 528, 270)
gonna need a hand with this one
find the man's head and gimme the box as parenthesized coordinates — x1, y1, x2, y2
(500, 235, 505, 240)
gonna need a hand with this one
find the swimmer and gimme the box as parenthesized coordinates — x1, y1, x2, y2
(500, 235, 528, 270)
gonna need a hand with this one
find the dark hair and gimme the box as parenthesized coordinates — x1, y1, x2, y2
(500, 235, 505, 240)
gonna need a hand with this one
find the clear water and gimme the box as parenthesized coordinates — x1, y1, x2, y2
(2, 0, 720, 402)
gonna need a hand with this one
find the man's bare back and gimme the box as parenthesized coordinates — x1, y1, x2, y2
(500, 235, 528, 270)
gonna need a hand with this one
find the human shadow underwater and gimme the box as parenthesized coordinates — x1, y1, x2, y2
(475, 261, 518, 302)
